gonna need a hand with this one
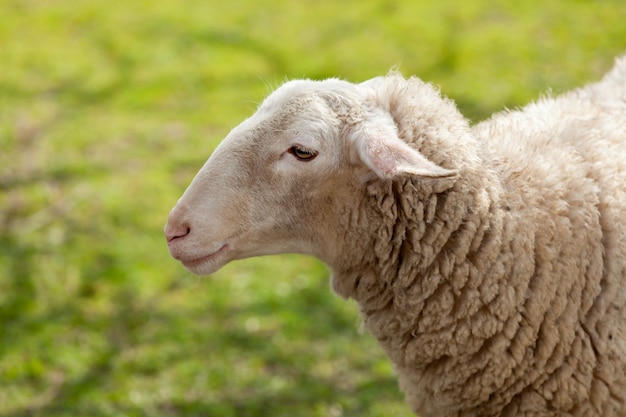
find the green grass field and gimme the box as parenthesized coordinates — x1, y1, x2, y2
(1, 1, 625, 416)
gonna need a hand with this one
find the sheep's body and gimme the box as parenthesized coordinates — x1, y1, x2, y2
(166, 56, 626, 416)
(355, 59, 626, 416)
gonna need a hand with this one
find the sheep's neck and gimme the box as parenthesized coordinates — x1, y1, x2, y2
(332, 175, 538, 409)
(362, 179, 522, 358)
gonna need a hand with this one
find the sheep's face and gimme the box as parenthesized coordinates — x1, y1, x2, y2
(165, 78, 455, 275)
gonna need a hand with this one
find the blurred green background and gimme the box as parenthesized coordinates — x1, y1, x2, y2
(1, 1, 624, 416)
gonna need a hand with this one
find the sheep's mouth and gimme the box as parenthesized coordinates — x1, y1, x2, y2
(180, 243, 230, 274)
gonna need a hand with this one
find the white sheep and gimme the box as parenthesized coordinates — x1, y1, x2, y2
(165, 55, 626, 416)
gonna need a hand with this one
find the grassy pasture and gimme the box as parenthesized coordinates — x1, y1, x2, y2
(1, 1, 625, 416)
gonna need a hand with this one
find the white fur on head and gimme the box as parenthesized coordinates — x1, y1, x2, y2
(166, 75, 459, 277)
(351, 108, 457, 179)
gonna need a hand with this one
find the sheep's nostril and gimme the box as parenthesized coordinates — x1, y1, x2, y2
(165, 224, 191, 243)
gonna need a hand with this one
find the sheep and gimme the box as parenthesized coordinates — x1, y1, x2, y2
(165, 55, 626, 417)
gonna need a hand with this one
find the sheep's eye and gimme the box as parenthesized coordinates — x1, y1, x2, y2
(288, 145, 318, 161)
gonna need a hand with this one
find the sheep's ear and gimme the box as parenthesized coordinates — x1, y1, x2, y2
(353, 121, 457, 180)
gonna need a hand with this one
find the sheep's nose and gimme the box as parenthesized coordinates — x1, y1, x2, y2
(165, 204, 192, 243)
(165, 223, 190, 243)
(165, 207, 191, 243)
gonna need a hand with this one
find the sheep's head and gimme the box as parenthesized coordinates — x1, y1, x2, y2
(165, 77, 457, 276)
